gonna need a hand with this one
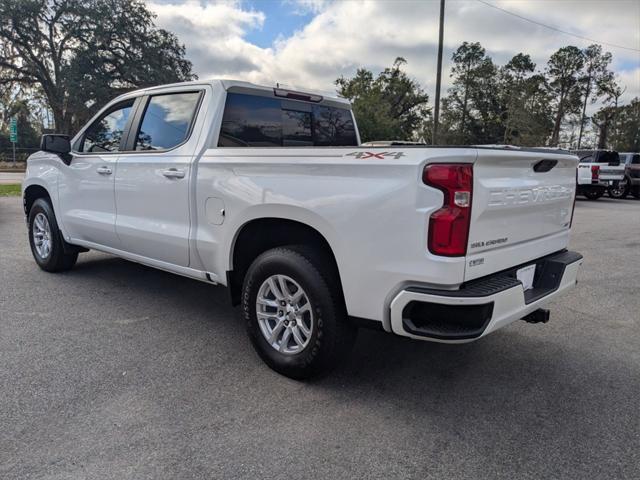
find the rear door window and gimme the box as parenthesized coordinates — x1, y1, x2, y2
(218, 92, 357, 147)
(135, 92, 201, 151)
(218, 94, 282, 147)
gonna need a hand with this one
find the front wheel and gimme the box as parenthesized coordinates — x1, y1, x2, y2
(583, 188, 605, 200)
(28, 198, 78, 272)
(242, 246, 357, 379)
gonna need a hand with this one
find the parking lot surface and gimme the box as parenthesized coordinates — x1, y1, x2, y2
(1, 195, 639, 479)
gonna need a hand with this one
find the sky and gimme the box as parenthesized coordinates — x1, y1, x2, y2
(147, 0, 640, 110)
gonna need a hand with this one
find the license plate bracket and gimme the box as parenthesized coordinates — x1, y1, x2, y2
(517, 264, 536, 291)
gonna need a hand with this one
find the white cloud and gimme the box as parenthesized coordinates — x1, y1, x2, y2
(148, 0, 640, 109)
(149, 0, 269, 75)
(617, 67, 640, 100)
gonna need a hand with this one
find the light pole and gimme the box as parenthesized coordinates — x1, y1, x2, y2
(432, 0, 445, 145)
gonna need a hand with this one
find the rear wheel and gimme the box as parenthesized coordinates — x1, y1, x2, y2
(28, 198, 78, 272)
(583, 188, 605, 200)
(608, 178, 629, 199)
(242, 246, 356, 379)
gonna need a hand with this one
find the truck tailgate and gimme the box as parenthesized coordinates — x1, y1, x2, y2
(464, 149, 577, 281)
(596, 165, 625, 181)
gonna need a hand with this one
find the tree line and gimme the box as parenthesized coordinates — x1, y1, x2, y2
(337, 44, 638, 151)
(1, 0, 638, 154)
(0, 0, 195, 155)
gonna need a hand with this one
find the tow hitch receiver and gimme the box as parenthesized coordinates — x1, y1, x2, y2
(522, 308, 550, 324)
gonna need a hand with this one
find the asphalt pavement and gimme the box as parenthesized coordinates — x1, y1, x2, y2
(1, 195, 639, 479)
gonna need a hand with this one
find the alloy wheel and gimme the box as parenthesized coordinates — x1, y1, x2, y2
(256, 274, 314, 355)
(33, 212, 52, 259)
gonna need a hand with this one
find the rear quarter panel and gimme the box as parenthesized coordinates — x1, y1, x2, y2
(193, 148, 477, 322)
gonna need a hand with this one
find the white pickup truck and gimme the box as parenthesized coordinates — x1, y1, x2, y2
(574, 150, 626, 200)
(22, 80, 583, 378)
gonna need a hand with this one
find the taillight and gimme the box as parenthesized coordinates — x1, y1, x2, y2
(423, 164, 473, 256)
(591, 165, 599, 182)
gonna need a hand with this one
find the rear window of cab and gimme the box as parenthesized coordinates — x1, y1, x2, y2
(218, 92, 357, 147)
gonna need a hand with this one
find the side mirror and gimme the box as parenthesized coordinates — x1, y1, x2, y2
(41, 134, 72, 165)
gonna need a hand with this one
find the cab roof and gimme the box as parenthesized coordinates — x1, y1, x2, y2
(123, 79, 351, 107)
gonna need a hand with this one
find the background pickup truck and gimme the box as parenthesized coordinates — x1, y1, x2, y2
(574, 149, 626, 200)
(22, 80, 583, 378)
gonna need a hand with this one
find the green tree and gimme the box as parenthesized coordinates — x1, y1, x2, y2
(335, 57, 429, 142)
(607, 98, 640, 152)
(499, 54, 553, 146)
(591, 81, 624, 149)
(576, 44, 614, 148)
(546, 46, 584, 146)
(442, 42, 503, 144)
(469, 58, 502, 143)
(449, 42, 489, 142)
(501, 53, 536, 144)
(0, 0, 195, 134)
(0, 82, 42, 159)
(592, 106, 616, 149)
(520, 74, 554, 146)
(9, 99, 42, 148)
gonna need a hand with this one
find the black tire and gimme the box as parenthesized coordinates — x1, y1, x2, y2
(242, 246, 357, 379)
(583, 188, 604, 200)
(28, 198, 78, 272)
(608, 178, 630, 199)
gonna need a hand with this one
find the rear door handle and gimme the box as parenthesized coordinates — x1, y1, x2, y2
(162, 168, 185, 179)
(96, 166, 112, 175)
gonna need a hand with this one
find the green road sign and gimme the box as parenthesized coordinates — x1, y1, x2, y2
(9, 117, 17, 143)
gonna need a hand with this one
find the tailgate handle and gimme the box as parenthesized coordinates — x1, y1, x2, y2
(533, 159, 558, 173)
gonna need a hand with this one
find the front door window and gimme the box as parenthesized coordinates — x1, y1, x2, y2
(80, 100, 135, 153)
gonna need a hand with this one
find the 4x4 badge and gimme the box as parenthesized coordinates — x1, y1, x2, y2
(346, 151, 406, 160)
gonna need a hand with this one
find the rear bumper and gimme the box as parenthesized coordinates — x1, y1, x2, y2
(578, 182, 615, 189)
(389, 250, 583, 343)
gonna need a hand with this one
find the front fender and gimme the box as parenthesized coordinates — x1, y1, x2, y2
(22, 152, 64, 230)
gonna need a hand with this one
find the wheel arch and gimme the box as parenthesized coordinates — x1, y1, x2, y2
(23, 183, 53, 217)
(227, 216, 343, 306)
